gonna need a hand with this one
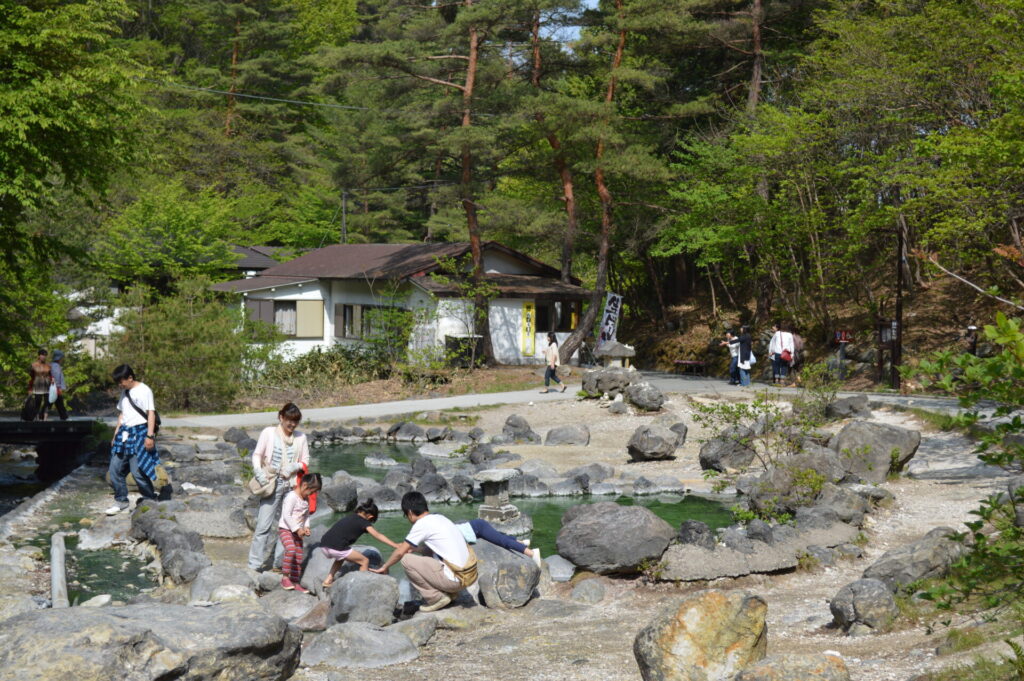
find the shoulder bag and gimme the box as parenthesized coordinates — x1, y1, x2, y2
(442, 546, 479, 588)
(124, 389, 162, 434)
(247, 469, 278, 498)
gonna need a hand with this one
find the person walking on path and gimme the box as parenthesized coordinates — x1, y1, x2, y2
(27, 349, 51, 421)
(247, 402, 310, 571)
(768, 322, 796, 384)
(719, 331, 740, 385)
(50, 350, 68, 420)
(372, 491, 478, 613)
(736, 326, 754, 387)
(278, 472, 321, 593)
(320, 499, 403, 587)
(541, 332, 566, 393)
(106, 364, 160, 515)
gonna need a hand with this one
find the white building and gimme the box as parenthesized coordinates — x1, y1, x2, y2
(211, 242, 591, 364)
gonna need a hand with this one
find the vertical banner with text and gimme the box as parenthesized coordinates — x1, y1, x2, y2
(599, 292, 622, 346)
(522, 302, 536, 356)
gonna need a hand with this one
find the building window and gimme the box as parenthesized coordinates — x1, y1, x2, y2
(334, 304, 362, 338)
(274, 302, 297, 336)
(534, 301, 577, 333)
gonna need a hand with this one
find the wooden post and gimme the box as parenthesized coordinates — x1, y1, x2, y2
(51, 532, 69, 608)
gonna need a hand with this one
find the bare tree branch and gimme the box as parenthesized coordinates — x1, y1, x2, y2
(919, 251, 1024, 312)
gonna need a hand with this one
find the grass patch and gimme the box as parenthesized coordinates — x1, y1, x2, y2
(923, 655, 1021, 681)
(907, 407, 961, 432)
(937, 627, 988, 655)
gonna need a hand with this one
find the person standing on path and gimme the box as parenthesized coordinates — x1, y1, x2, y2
(736, 326, 754, 387)
(50, 350, 68, 420)
(27, 349, 51, 421)
(247, 402, 310, 571)
(768, 322, 795, 385)
(106, 364, 160, 515)
(372, 491, 478, 613)
(719, 331, 740, 385)
(541, 332, 566, 393)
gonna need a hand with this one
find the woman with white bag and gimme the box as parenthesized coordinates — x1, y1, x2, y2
(247, 402, 310, 571)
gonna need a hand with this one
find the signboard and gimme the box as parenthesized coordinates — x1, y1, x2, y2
(521, 302, 536, 355)
(599, 292, 623, 345)
(835, 329, 853, 344)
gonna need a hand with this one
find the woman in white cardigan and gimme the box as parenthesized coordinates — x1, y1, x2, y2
(247, 402, 311, 571)
(768, 322, 796, 385)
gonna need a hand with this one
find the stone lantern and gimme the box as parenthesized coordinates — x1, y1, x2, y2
(594, 340, 635, 368)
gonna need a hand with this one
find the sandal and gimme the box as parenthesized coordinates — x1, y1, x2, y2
(322, 574, 334, 588)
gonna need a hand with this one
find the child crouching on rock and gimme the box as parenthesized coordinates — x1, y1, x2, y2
(321, 499, 401, 587)
(279, 472, 322, 593)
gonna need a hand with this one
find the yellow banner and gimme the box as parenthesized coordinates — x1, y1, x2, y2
(522, 302, 536, 355)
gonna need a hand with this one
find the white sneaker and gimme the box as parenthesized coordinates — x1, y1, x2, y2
(531, 548, 543, 569)
(419, 594, 453, 612)
(104, 504, 128, 516)
(522, 539, 531, 547)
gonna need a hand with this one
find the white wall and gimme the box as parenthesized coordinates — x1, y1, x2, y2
(482, 250, 539, 275)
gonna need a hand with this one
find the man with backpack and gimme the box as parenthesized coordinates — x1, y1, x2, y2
(106, 364, 161, 515)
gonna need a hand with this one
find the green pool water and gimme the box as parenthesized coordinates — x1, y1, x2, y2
(310, 442, 735, 559)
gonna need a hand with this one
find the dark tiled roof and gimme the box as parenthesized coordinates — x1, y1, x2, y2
(232, 245, 281, 270)
(211, 275, 317, 293)
(415, 273, 591, 300)
(256, 243, 471, 280)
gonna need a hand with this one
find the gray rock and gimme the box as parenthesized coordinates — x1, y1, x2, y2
(358, 486, 400, 512)
(474, 540, 541, 609)
(627, 425, 679, 462)
(190, 565, 258, 603)
(301, 622, 418, 669)
(130, 505, 211, 584)
(365, 455, 399, 468)
(669, 423, 688, 447)
(556, 501, 675, 574)
(590, 481, 621, 496)
(301, 545, 382, 599)
(388, 613, 437, 647)
(544, 424, 591, 446)
(77, 514, 129, 550)
(0, 602, 300, 680)
(389, 422, 426, 442)
(448, 474, 475, 501)
(169, 460, 241, 489)
(467, 427, 485, 441)
(835, 543, 864, 560)
(416, 473, 455, 502)
(678, 520, 717, 550)
(719, 526, 757, 554)
(830, 578, 897, 632)
(624, 382, 666, 411)
(608, 400, 629, 415)
(545, 555, 576, 582)
(293, 600, 331, 632)
(410, 455, 437, 478)
(829, 420, 922, 483)
(223, 427, 250, 444)
(417, 442, 462, 458)
(862, 527, 969, 591)
(383, 469, 415, 494)
(177, 494, 251, 539)
(547, 476, 588, 496)
(259, 588, 319, 622)
(815, 483, 869, 526)
(745, 448, 848, 516)
(581, 366, 641, 397)
(699, 426, 756, 472)
(565, 462, 615, 483)
(327, 570, 398, 627)
(508, 472, 549, 498)
(734, 653, 851, 680)
(425, 426, 452, 443)
(633, 475, 686, 495)
(468, 442, 498, 465)
(320, 481, 358, 513)
(502, 414, 542, 444)
(746, 519, 773, 544)
(846, 483, 896, 507)
(826, 394, 872, 419)
(804, 545, 838, 568)
(209, 584, 259, 603)
(570, 578, 605, 604)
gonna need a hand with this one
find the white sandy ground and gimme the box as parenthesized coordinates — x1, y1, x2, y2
(5, 392, 1014, 681)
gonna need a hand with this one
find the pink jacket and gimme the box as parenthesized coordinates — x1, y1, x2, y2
(251, 426, 310, 484)
(279, 490, 310, 532)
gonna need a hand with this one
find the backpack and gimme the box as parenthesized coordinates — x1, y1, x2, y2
(124, 389, 161, 434)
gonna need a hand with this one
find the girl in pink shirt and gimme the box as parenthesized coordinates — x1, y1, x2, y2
(278, 472, 322, 592)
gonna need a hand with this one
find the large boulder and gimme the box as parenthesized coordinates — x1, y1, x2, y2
(388, 422, 426, 442)
(301, 622, 418, 670)
(176, 494, 250, 539)
(328, 571, 399, 627)
(745, 449, 846, 516)
(258, 589, 320, 623)
(416, 473, 455, 503)
(565, 462, 615, 483)
(222, 427, 250, 444)
(474, 539, 541, 609)
(130, 504, 211, 584)
(301, 545, 383, 599)
(190, 564, 257, 603)
(815, 483, 869, 526)
(0, 603, 300, 681)
(699, 427, 756, 472)
(829, 578, 897, 634)
(862, 527, 969, 591)
(733, 653, 851, 681)
(502, 415, 542, 444)
(545, 424, 591, 446)
(829, 420, 921, 483)
(624, 383, 666, 412)
(319, 480, 358, 513)
(581, 366, 641, 397)
(678, 520, 716, 551)
(826, 395, 871, 419)
(633, 590, 767, 681)
(628, 425, 679, 462)
(556, 502, 675, 574)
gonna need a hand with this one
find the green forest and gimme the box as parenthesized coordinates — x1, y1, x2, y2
(3, 0, 1024, 400)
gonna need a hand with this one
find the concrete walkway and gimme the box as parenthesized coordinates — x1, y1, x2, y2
(161, 371, 964, 429)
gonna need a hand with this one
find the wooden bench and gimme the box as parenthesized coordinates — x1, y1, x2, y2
(673, 359, 707, 376)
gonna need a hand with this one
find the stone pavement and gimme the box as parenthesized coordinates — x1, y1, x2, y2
(160, 371, 963, 429)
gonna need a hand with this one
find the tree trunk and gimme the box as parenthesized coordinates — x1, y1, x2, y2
(560, 4, 626, 363)
(459, 6, 493, 364)
(225, 17, 240, 136)
(531, 12, 579, 284)
(746, 0, 763, 113)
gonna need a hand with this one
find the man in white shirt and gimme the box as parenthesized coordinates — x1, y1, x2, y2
(372, 491, 476, 612)
(106, 364, 161, 515)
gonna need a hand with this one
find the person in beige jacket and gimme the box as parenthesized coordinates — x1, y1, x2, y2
(541, 332, 566, 393)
